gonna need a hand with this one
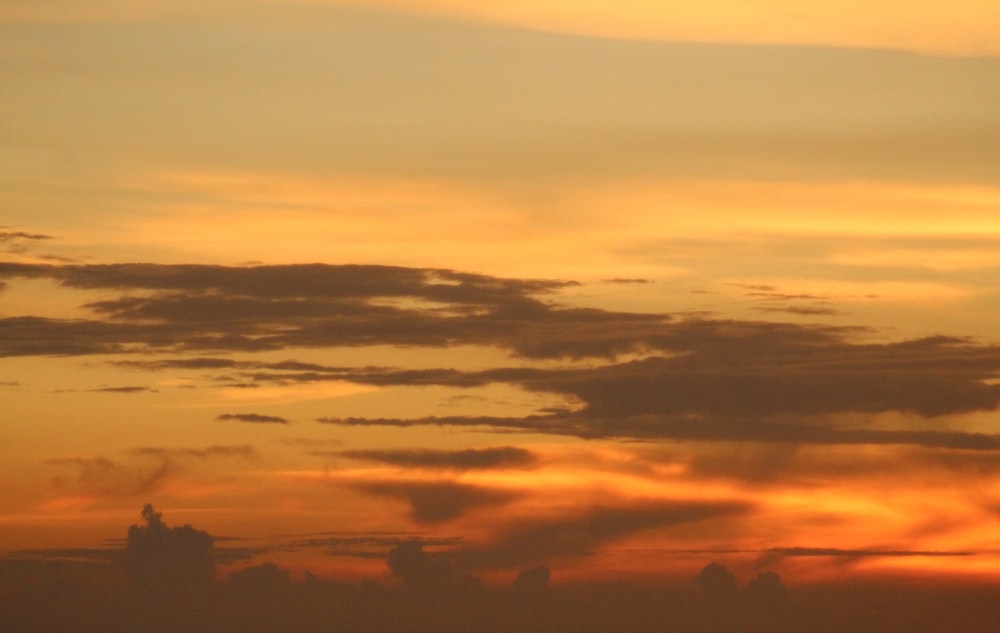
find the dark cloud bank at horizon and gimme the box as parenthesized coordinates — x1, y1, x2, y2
(2, 505, 997, 633)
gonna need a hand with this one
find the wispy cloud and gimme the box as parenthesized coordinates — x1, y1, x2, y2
(330, 447, 537, 470)
(217, 413, 289, 424)
(89, 385, 158, 394)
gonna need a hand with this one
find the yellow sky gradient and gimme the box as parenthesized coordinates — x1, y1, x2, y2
(6, 0, 1000, 54)
(338, 0, 1000, 54)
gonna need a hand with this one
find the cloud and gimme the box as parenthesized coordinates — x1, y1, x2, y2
(226, 562, 291, 596)
(2, 547, 121, 564)
(764, 546, 973, 558)
(352, 481, 519, 524)
(217, 413, 289, 424)
(754, 305, 844, 316)
(129, 445, 259, 460)
(386, 541, 459, 593)
(285, 533, 465, 560)
(44, 456, 170, 497)
(43, 445, 258, 502)
(0, 262, 572, 302)
(319, 412, 1000, 451)
(89, 385, 158, 393)
(332, 447, 537, 470)
(512, 565, 550, 596)
(753, 546, 976, 571)
(119, 358, 244, 370)
(9, 262, 1000, 449)
(125, 504, 215, 596)
(456, 501, 751, 568)
(0, 231, 53, 242)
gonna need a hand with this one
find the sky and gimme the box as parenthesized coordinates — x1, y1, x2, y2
(3, 0, 1000, 612)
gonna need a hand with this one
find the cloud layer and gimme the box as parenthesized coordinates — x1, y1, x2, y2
(7, 262, 1000, 449)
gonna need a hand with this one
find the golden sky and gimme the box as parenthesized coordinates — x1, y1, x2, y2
(2, 0, 1000, 604)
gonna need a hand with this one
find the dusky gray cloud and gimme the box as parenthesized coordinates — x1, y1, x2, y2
(765, 547, 972, 558)
(43, 445, 258, 499)
(318, 413, 1000, 451)
(8, 262, 1000, 447)
(90, 385, 157, 394)
(125, 504, 215, 596)
(286, 533, 465, 560)
(0, 231, 53, 242)
(44, 456, 170, 496)
(331, 447, 537, 470)
(1, 262, 652, 358)
(1, 547, 121, 564)
(129, 445, 259, 460)
(352, 481, 520, 524)
(754, 305, 844, 316)
(454, 501, 751, 569)
(217, 413, 289, 424)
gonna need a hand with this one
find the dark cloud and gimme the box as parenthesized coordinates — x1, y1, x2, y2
(310, 331, 1000, 445)
(226, 562, 291, 596)
(211, 546, 274, 565)
(754, 305, 844, 316)
(352, 481, 519, 524)
(44, 456, 170, 496)
(753, 546, 975, 571)
(125, 504, 215, 597)
(285, 533, 465, 560)
(765, 547, 973, 558)
(129, 445, 259, 460)
(0, 262, 572, 302)
(217, 413, 289, 424)
(512, 565, 550, 596)
(316, 415, 539, 431)
(280, 437, 345, 448)
(386, 541, 454, 590)
(0, 231, 54, 256)
(118, 358, 244, 370)
(43, 446, 257, 499)
(89, 385, 157, 393)
(0, 231, 53, 242)
(456, 501, 750, 568)
(0, 262, 660, 359)
(319, 412, 1000, 450)
(8, 262, 1000, 448)
(3, 547, 121, 564)
(603, 278, 649, 284)
(332, 447, 537, 470)
(680, 443, 1000, 485)
(0, 316, 145, 355)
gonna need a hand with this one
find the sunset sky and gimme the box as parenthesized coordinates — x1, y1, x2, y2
(3, 0, 1000, 591)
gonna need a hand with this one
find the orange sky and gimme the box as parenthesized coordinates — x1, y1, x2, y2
(2, 0, 1000, 593)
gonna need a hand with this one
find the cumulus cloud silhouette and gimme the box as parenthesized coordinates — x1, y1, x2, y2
(386, 541, 453, 592)
(124, 504, 215, 596)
